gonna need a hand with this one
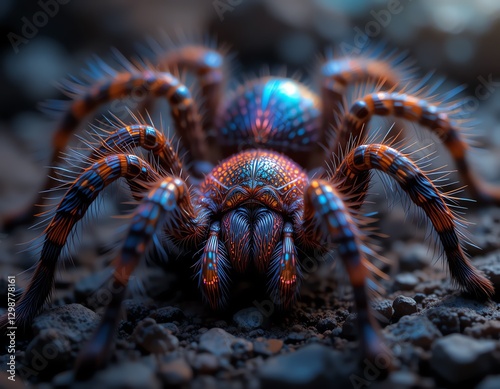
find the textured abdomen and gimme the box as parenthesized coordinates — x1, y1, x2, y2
(216, 77, 321, 165)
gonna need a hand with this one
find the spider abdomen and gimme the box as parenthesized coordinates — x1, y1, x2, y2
(216, 77, 321, 164)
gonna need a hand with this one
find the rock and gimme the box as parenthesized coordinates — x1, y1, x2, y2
(476, 375, 500, 389)
(253, 338, 284, 357)
(316, 316, 337, 333)
(32, 304, 99, 346)
(160, 322, 179, 336)
(285, 332, 306, 344)
(24, 329, 72, 378)
(123, 299, 156, 325)
(386, 315, 442, 349)
(199, 328, 252, 358)
(191, 352, 220, 374)
(393, 296, 417, 318)
(132, 318, 179, 354)
(394, 273, 419, 291)
(258, 344, 351, 389)
(232, 337, 254, 359)
(431, 333, 497, 383)
(158, 357, 193, 386)
(425, 307, 461, 335)
(481, 263, 500, 299)
(233, 307, 263, 330)
(152, 306, 185, 323)
(464, 320, 500, 339)
(372, 300, 394, 324)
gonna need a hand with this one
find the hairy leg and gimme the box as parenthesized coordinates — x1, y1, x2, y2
(0, 154, 160, 331)
(302, 179, 388, 363)
(334, 143, 494, 299)
(158, 45, 225, 130)
(330, 91, 500, 204)
(4, 68, 206, 229)
(74, 176, 205, 379)
(88, 124, 184, 177)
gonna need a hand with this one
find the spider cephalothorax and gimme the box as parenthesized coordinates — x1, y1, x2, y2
(1, 39, 497, 380)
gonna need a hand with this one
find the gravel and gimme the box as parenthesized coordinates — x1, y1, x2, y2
(430, 333, 499, 383)
(393, 296, 418, 319)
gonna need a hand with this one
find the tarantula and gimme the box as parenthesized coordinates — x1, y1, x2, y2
(1, 39, 497, 379)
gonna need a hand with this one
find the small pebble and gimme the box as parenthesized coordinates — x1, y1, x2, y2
(152, 306, 185, 322)
(191, 352, 220, 374)
(233, 307, 263, 330)
(253, 338, 284, 356)
(386, 315, 442, 349)
(394, 273, 419, 291)
(158, 357, 193, 386)
(372, 299, 394, 324)
(316, 316, 337, 333)
(132, 318, 179, 354)
(258, 344, 351, 389)
(431, 333, 497, 383)
(393, 295, 418, 318)
(199, 328, 252, 358)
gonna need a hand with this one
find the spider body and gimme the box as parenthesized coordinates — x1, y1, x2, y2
(199, 149, 308, 305)
(1, 42, 498, 380)
(217, 78, 321, 164)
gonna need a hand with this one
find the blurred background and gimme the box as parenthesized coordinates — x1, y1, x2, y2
(1, 0, 500, 215)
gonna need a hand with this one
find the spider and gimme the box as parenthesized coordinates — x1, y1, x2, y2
(1, 39, 497, 380)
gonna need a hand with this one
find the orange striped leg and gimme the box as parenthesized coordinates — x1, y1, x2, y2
(4, 72, 205, 229)
(268, 222, 300, 308)
(74, 176, 203, 379)
(159, 45, 224, 130)
(321, 57, 402, 132)
(89, 124, 184, 177)
(303, 179, 388, 364)
(0, 154, 160, 332)
(54, 70, 205, 167)
(334, 144, 494, 299)
(331, 91, 500, 204)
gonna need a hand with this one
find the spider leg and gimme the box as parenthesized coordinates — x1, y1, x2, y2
(4, 71, 204, 229)
(302, 179, 388, 365)
(330, 91, 500, 204)
(88, 124, 184, 177)
(158, 45, 225, 130)
(74, 176, 205, 379)
(321, 56, 402, 131)
(0, 154, 160, 332)
(334, 144, 494, 299)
